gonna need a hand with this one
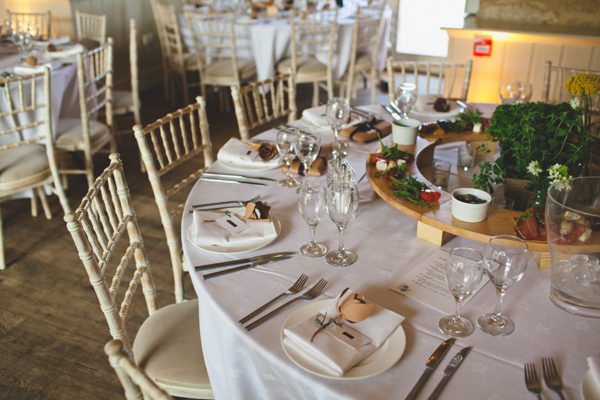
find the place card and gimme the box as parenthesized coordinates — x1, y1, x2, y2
(215, 214, 249, 235)
(389, 248, 487, 314)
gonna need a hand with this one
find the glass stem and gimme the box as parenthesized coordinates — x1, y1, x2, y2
(303, 162, 311, 186)
(285, 159, 293, 181)
(337, 225, 346, 255)
(493, 287, 505, 320)
(453, 298, 462, 323)
(308, 224, 317, 247)
(333, 128, 340, 154)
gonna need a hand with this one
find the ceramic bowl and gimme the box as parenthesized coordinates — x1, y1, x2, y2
(451, 188, 492, 223)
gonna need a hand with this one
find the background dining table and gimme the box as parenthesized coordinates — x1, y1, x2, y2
(182, 105, 600, 399)
(179, 3, 392, 82)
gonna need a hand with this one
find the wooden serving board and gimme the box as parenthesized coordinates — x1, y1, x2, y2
(367, 136, 551, 267)
(418, 131, 489, 143)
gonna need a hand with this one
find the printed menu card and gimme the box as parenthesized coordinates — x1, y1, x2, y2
(389, 249, 487, 314)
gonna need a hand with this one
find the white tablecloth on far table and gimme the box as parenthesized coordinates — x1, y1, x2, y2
(179, 6, 391, 82)
(182, 105, 600, 399)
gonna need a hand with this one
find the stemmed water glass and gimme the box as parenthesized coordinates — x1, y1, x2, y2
(439, 247, 484, 338)
(276, 128, 301, 188)
(294, 127, 321, 187)
(478, 235, 529, 337)
(325, 183, 359, 267)
(394, 82, 418, 118)
(326, 97, 350, 159)
(298, 182, 327, 258)
(517, 83, 533, 103)
(499, 80, 522, 104)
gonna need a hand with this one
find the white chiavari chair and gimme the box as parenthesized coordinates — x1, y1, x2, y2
(339, 1, 385, 103)
(184, 11, 257, 111)
(386, 57, 473, 102)
(0, 69, 70, 270)
(277, 9, 337, 107)
(6, 10, 51, 40)
(64, 154, 213, 399)
(150, 0, 171, 102)
(133, 97, 213, 304)
(55, 38, 116, 189)
(157, 3, 201, 106)
(105, 340, 173, 400)
(231, 70, 297, 140)
(75, 10, 107, 46)
(543, 61, 600, 107)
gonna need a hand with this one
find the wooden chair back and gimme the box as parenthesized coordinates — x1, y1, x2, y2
(542, 61, 600, 107)
(64, 154, 159, 357)
(6, 10, 51, 39)
(387, 57, 473, 102)
(105, 340, 173, 400)
(344, 1, 385, 102)
(75, 10, 107, 45)
(149, 0, 171, 101)
(129, 18, 141, 126)
(231, 71, 297, 140)
(133, 97, 213, 303)
(289, 8, 337, 74)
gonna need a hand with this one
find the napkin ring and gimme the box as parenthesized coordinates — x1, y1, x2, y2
(349, 117, 383, 141)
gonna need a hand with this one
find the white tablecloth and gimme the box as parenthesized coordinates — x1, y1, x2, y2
(182, 106, 600, 399)
(180, 6, 391, 82)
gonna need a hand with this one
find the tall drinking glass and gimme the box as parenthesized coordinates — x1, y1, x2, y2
(276, 128, 301, 188)
(298, 183, 327, 258)
(478, 235, 529, 337)
(325, 183, 359, 267)
(326, 97, 350, 159)
(294, 127, 321, 187)
(394, 82, 418, 118)
(439, 248, 484, 338)
(499, 80, 521, 104)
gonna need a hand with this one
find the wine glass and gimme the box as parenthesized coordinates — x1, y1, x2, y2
(394, 82, 418, 118)
(499, 80, 521, 104)
(294, 127, 321, 187)
(325, 183, 359, 267)
(439, 247, 484, 338)
(326, 97, 350, 159)
(298, 182, 327, 258)
(478, 235, 529, 337)
(517, 83, 533, 104)
(276, 128, 301, 188)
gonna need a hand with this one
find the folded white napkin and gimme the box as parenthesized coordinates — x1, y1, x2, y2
(217, 137, 281, 169)
(13, 61, 62, 75)
(301, 105, 365, 130)
(588, 357, 600, 386)
(192, 210, 277, 247)
(34, 35, 71, 47)
(283, 289, 404, 376)
(411, 94, 462, 118)
(45, 43, 85, 59)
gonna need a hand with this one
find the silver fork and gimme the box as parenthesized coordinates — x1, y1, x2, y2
(542, 357, 566, 400)
(239, 274, 309, 324)
(244, 279, 328, 331)
(524, 363, 542, 399)
(190, 195, 260, 211)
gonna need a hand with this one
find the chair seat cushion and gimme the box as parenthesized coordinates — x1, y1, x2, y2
(204, 58, 256, 80)
(56, 119, 111, 150)
(171, 52, 200, 70)
(0, 144, 50, 190)
(133, 299, 211, 393)
(354, 54, 373, 72)
(112, 90, 134, 110)
(277, 57, 327, 80)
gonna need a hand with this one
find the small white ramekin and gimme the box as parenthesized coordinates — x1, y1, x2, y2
(451, 188, 492, 223)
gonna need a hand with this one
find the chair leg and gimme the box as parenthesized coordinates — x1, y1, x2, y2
(37, 187, 52, 220)
(312, 82, 319, 107)
(31, 196, 38, 217)
(85, 151, 95, 189)
(182, 71, 190, 106)
(0, 207, 5, 270)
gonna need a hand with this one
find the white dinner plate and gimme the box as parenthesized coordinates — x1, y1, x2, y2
(218, 157, 282, 172)
(582, 369, 600, 400)
(409, 106, 463, 119)
(187, 215, 281, 254)
(280, 299, 406, 380)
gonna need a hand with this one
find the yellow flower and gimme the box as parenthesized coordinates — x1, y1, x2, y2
(564, 73, 600, 97)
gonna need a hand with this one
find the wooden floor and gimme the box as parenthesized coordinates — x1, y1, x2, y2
(0, 81, 389, 399)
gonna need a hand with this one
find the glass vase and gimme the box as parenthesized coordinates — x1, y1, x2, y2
(546, 177, 600, 318)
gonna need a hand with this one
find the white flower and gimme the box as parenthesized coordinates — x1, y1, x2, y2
(570, 97, 581, 109)
(548, 164, 571, 183)
(527, 160, 542, 176)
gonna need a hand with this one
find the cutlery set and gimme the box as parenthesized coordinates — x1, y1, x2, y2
(381, 103, 402, 120)
(189, 195, 261, 213)
(200, 171, 274, 187)
(405, 338, 472, 400)
(524, 358, 566, 399)
(194, 251, 295, 279)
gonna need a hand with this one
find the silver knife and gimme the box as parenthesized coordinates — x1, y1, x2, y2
(202, 256, 293, 280)
(195, 251, 296, 271)
(200, 177, 266, 187)
(381, 104, 402, 120)
(203, 172, 276, 182)
(405, 338, 456, 400)
(389, 101, 404, 116)
(427, 347, 472, 400)
(351, 107, 374, 118)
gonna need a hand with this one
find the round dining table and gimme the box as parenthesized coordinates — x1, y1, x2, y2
(182, 105, 600, 399)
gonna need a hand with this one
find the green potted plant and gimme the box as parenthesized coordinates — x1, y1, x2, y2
(472, 101, 595, 210)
